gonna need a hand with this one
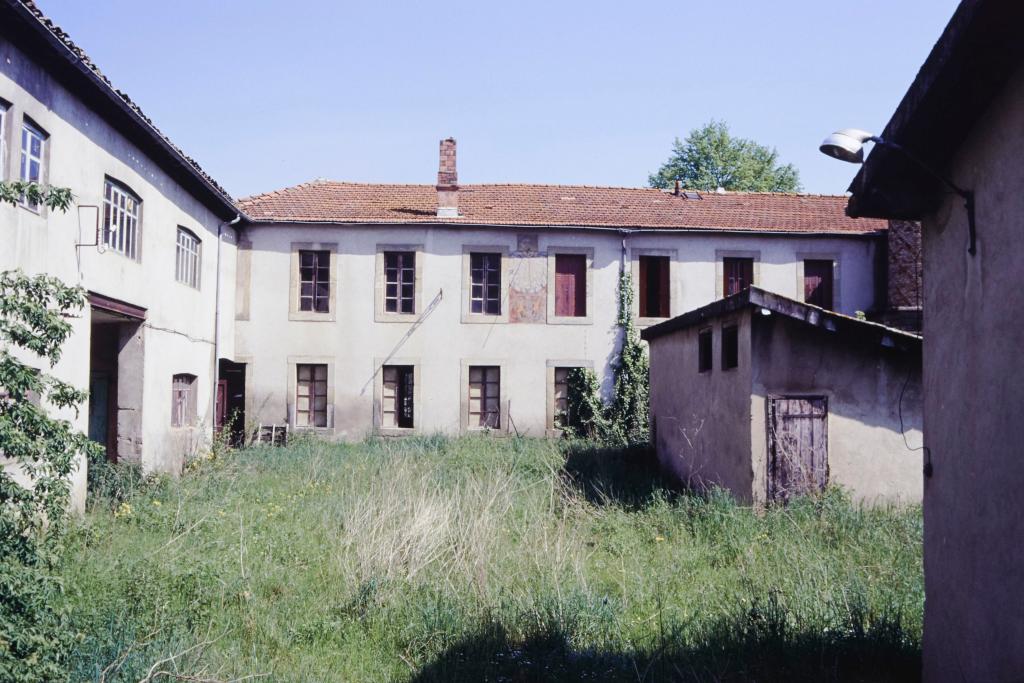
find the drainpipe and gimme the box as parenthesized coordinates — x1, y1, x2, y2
(212, 214, 242, 433)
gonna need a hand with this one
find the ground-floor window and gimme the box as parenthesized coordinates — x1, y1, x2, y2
(468, 365, 500, 429)
(171, 373, 197, 427)
(296, 363, 328, 427)
(382, 365, 414, 429)
(552, 367, 575, 429)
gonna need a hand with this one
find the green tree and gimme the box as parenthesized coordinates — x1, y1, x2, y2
(0, 180, 98, 681)
(648, 120, 801, 192)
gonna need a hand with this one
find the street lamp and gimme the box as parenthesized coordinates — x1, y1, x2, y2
(820, 129, 976, 255)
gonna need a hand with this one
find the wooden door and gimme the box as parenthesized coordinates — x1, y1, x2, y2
(767, 396, 828, 502)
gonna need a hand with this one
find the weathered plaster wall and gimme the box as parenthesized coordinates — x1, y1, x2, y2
(749, 315, 922, 504)
(648, 310, 755, 500)
(237, 224, 879, 440)
(0, 37, 237, 508)
(920, 62, 1024, 682)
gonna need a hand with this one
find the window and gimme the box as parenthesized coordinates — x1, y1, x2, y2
(295, 363, 328, 427)
(0, 102, 8, 181)
(102, 178, 141, 259)
(382, 365, 414, 429)
(299, 250, 330, 313)
(698, 329, 712, 373)
(553, 367, 575, 429)
(19, 120, 46, 209)
(722, 325, 739, 370)
(470, 252, 501, 315)
(554, 254, 587, 317)
(384, 251, 415, 314)
(171, 374, 197, 427)
(175, 227, 201, 289)
(723, 257, 754, 296)
(804, 259, 834, 310)
(639, 255, 670, 318)
(468, 365, 500, 429)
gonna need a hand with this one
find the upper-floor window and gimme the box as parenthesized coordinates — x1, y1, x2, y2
(102, 178, 141, 260)
(20, 119, 46, 209)
(639, 255, 670, 318)
(803, 259, 834, 310)
(299, 250, 330, 313)
(384, 251, 415, 314)
(470, 252, 501, 315)
(554, 254, 587, 317)
(723, 257, 754, 297)
(171, 373, 197, 427)
(175, 227, 201, 289)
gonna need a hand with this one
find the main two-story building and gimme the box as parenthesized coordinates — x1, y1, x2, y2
(233, 139, 891, 441)
(0, 0, 240, 510)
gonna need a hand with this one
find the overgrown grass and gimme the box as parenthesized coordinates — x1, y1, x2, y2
(58, 436, 923, 681)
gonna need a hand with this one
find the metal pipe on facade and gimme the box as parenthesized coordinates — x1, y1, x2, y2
(211, 214, 242, 433)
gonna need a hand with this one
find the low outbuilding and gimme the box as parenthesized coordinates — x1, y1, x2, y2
(641, 286, 922, 504)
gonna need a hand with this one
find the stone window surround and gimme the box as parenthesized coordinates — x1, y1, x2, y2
(796, 252, 842, 312)
(546, 246, 595, 325)
(715, 249, 762, 300)
(629, 247, 678, 327)
(461, 245, 512, 325)
(285, 354, 336, 432)
(288, 242, 338, 322)
(459, 359, 508, 435)
(374, 244, 424, 323)
(545, 358, 594, 437)
(372, 356, 421, 436)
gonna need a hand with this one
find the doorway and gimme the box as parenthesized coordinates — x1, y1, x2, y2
(217, 359, 247, 446)
(767, 396, 828, 503)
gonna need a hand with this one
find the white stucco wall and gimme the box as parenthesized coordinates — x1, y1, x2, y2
(238, 222, 879, 440)
(0, 36, 237, 510)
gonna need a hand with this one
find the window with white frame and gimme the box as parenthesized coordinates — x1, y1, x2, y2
(102, 178, 141, 260)
(175, 227, 201, 289)
(20, 119, 46, 209)
(0, 101, 8, 181)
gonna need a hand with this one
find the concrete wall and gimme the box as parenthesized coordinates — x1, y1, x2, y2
(0, 36, 236, 509)
(238, 223, 879, 440)
(750, 315, 922, 505)
(648, 310, 755, 499)
(920, 62, 1024, 681)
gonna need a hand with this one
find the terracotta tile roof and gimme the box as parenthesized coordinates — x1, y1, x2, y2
(238, 181, 887, 234)
(8, 1, 236, 213)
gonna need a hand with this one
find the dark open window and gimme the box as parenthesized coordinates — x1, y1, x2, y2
(723, 257, 754, 296)
(470, 253, 501, 315)
(382, 365, 414, 429)
(555, 254, 587, 317)
(299, 250, 330, 312)
(384, 252, 415, 314)
(804, 259, 834, 310)
(698, 329, 712, 373)
(552, 367, 579, 429)
(639, 255, 670, 318)
(722, 325, 739, 370)
(468, 365, 500, 429)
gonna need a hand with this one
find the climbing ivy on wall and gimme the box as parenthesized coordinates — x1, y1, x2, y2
(564, 270, 650, 446)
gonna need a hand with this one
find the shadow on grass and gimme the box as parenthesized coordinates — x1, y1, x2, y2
(410, 599, 921, 682)
(560, 441, 680, 508)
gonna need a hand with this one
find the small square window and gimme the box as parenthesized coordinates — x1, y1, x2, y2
(721, 325, 739, 370)
(698, 329, 712, 373)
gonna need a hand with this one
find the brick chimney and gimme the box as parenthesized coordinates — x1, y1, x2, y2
(436, 137, 459, 218)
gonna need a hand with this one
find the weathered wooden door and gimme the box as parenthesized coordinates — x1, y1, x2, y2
(767, 396, 828, 502)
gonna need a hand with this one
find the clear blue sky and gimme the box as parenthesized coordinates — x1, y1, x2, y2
(39, 0, 960, 198)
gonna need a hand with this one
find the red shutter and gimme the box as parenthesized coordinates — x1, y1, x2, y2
(555, 255, 586, 316)
(804, 260, 834, 309)
(638, 257, 649, 317)
(724, 258, 754, 296)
